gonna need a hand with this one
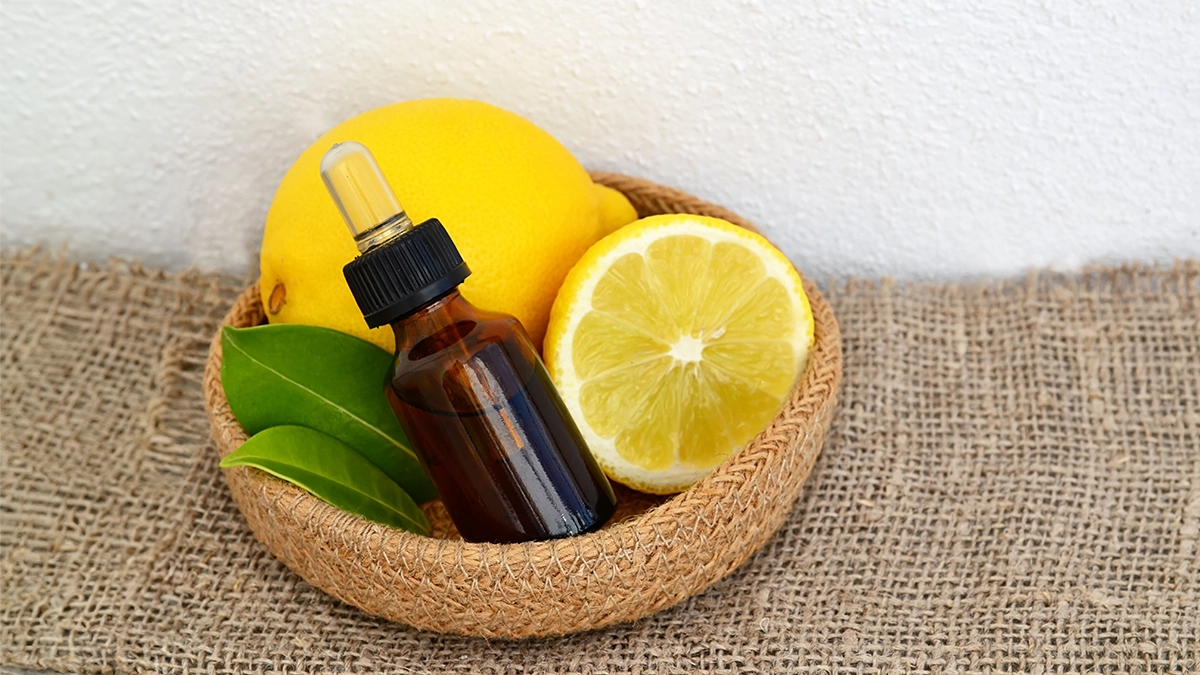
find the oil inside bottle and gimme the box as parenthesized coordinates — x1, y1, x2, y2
(385, 292, 617, 544)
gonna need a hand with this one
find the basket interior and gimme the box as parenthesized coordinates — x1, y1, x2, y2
(234, 290, 675, 541)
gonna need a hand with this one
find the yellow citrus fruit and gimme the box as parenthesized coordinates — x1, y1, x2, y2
(595, 183, 639, 237)
(260, 98, 637, 352)
(543, 214, 814, 494)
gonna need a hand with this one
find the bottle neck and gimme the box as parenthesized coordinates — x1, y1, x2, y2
(389, 288, 476, 353)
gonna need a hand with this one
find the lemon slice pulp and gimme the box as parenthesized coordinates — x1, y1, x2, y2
(544, 215, 813, 493)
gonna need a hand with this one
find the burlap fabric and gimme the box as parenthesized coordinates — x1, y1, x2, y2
(3, 245, 1198, 671)
(201, 174, 842, 639)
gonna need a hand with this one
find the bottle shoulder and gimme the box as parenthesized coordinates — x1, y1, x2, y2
(391, 314, 531, 377)
(388, 290, 540, 381)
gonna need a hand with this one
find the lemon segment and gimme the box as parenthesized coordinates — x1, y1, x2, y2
(571, 313, 670, 379)
(544, 214, 814, 494)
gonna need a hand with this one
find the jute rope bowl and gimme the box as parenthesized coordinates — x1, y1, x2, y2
(203, 173, 843, 639)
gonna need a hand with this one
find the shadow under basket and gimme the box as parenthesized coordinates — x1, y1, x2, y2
(202, 173, 844, 639)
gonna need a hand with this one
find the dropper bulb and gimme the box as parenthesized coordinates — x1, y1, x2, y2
(320, 141, 413, 252)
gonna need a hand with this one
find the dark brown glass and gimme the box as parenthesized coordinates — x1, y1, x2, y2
(384, 289, 617, 544)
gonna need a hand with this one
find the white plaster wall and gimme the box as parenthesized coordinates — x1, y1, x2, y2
(2, 1, 1198, 281)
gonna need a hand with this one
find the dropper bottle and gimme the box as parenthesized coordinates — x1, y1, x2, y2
(321, 141, 617, 544)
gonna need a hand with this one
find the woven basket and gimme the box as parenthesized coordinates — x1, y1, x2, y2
(202, 173, 843, 639)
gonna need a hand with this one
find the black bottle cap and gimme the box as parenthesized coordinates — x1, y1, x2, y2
(343, 218, 471, 328)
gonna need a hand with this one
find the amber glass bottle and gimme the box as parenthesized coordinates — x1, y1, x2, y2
(322, 141, 617, 543)
(384, 289, 616, 542)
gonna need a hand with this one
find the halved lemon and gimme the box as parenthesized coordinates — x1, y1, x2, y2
(544, 214, 814, 494)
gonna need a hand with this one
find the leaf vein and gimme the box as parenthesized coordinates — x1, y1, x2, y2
(224, 335, 418, 463)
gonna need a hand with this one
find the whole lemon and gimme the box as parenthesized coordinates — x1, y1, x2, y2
(260, 98, 636, 352)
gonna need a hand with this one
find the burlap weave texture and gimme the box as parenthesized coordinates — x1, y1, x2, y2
(2, 249, 1198, 673)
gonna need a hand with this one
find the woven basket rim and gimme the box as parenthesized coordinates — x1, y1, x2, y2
(202, 172, 843, 637)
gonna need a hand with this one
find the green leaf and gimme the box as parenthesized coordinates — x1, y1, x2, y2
(221, 324, 435, 503)
(220, 426, 430, 535)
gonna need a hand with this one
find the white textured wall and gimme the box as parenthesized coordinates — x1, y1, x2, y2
(2, 1, 1198, 280)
